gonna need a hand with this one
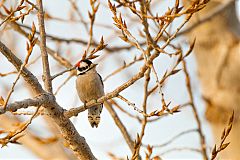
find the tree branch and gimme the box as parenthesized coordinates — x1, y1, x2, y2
(36, 0, 52, 93)
(178, 0, 235, 36)
(104, 101, 135, 153)
(0, 94, 48, 114)
(0, 40, 96, 160)
(64, 12, 191, 118)
(0, 41, 44, 94)
(182, 59, 208, 160)
(0, 12, 73, 68)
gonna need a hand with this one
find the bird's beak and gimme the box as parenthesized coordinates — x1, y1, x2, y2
(92, 63, 98, 68)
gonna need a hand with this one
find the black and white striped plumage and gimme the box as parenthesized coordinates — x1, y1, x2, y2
(75, 59, 104, 128)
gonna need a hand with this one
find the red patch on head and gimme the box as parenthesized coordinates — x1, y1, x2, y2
(75, 60, 82, 67)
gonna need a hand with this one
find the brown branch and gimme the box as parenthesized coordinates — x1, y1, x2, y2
(0, 40, 45, 94)
(0, 114, 74, 160)
(16, 22, 137, 52)
(178, 0, 235, 36)
(103, 55, 143, 82)
(12, 110, 45, 115)
(159, 147, 201, 156)
(85, 0, 99, 53)
(0, 1, 25, 27)
(104, 101, 135, 153)
(8, 106, 41, 142)
(51, 66, 75, 80)
(36, 0, 52, 93)
(68, 0, 89, 33)
(0, 71, 17, 77)
(110, 99, 140, 121)
(211, 111, 234, 160)
(65, 8, 192, 118)
(0, 40, 96, 160)
(131, 67, 151, 159)
(54, 75, 73, 95)
(0, 94, 47, 114)
(0, 0, 36, 27)
(117, 94, 148, 117)
(0, 12, 73, 68)
(182, 59, 208, 160)
(0, 10, 14, 27)
(2, 22, 37, 110)
(144, 129, 198, 148)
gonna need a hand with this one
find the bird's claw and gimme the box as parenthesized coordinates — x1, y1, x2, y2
(83, 101, 87, 110)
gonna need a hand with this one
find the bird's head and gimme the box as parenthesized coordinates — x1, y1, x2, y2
(75, 59, 97, 75)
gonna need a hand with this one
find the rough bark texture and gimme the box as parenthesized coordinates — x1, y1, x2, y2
(0, 41, 96, 160)
(183, 1, 240, 159)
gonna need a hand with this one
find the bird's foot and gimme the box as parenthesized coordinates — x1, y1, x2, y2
(83, 101, 87, 110)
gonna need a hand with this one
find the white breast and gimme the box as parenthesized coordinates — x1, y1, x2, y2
(76, 69, 104, 103)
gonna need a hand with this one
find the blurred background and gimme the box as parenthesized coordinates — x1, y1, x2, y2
(0, 0, 239, 159)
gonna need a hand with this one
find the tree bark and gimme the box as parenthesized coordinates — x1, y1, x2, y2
(183, 0, 240, 159)
(0, 41, 97, 160)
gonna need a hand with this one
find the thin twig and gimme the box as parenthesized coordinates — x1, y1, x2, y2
(85, 0, 99, 53)
(3, 38, 33, 109)
(110, 99, 140, 121)
(0, 71, 17, 77)
(68, 0, 89, 33)
(105, 101, 135, 153)
(182, 59, 208, 160)
(143, 129, 198, 148)
(64, 8, 195, 119)
(178, 0, 235, 36)
(51, 66, 75, 80)
(103, 55, 143, 82)
(211, 111, 234, 160)
(15, 22, 136, 52)
(117, 94, 148, 117)
(10, 106, 41, 139)
(54, 75, 73, 95)
(159, 147, 201, 156)
(132, 67, 151, 159)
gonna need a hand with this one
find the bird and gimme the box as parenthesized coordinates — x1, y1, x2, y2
(75, 59, 104, 128)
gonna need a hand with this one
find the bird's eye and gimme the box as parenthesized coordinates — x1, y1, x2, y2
(77, 65, 90, 73)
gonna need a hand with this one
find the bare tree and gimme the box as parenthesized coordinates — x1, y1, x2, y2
(0, 0, 236, 159)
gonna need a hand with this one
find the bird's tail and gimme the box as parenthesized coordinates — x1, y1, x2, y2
(88, 104, 103, 128)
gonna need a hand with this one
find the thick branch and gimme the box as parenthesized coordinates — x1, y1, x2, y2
(44, 101, 96, 160)
(0, 40, 96, 160)
(0, 94, 48, 114)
